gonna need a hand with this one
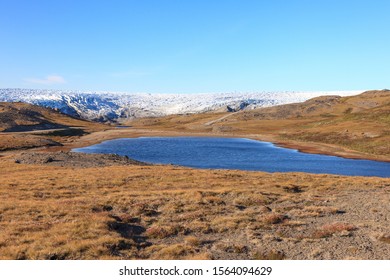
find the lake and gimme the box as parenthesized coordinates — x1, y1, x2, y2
(73, 137, 390, 177)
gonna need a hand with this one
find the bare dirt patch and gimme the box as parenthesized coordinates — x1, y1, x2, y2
(13, 151, 148, 168)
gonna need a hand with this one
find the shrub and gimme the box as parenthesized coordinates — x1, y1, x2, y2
(145, 225, 178, 239)
(262, 213, 287, 224)
(253, 250, 285, 260)
(378, 234, 390, 244)
(312, 222, 356, 238)
(184, 236, 200, 246)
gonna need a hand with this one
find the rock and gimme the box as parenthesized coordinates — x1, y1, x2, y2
(44, 157, 54, 163)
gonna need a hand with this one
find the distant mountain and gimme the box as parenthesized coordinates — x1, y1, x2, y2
(0, 89, 362, 121)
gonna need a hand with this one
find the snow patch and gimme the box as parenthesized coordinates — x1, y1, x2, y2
(0, 89, 362, 121)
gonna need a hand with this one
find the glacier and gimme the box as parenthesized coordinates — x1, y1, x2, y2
(0, 89, 363, 121)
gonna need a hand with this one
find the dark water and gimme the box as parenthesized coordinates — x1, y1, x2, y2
(115, 125, 131, 128)
(73, 137, 390, 177)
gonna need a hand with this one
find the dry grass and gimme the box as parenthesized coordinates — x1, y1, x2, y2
(378, 234, 390, 244)
(312, 222, 357, 238)
(0, 102, 104, 132)
(184, 236, 201, 246)
(262, 213, 287, 225)
(0, 102, 107, 151)
(145, 225, 180, 239)
(147, 244, 195, 260)
(0, 157, 389, 260)
(252, 250, 285, 260)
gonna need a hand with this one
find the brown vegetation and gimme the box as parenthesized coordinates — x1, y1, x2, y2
(0, 155, 389, 260)
(312, 222, 357, 238)
(0, 102, 107, 151)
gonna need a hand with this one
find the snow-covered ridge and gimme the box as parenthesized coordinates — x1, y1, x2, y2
(0, 89, 362, 121)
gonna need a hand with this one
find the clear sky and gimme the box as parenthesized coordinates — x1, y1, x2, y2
(0, 0, 389, 93)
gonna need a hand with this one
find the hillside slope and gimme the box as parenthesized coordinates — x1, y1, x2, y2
(0, 102, 98, 132)
(129, 90, 390, 159)
(237, 90, 390, 120)
(0, 102, 106, 151)
(241, 90, 390, 156)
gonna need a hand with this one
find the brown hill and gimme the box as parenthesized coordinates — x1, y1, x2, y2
(237, 89, 390, 120)
(240, 90, 390, 155)
(0, 102, 107, 151)
(0, 102, 96, 132)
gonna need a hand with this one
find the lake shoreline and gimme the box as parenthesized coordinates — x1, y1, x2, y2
(72, 136, 390, 177)
(51, 127, 390, 163)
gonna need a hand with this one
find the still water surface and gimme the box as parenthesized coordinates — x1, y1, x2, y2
(73, 137, 390, 177)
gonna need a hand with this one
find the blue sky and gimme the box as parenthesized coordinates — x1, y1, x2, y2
(0, 0, 389, 93)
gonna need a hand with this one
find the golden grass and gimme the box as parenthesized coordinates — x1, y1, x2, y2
(0, 158, 389, 259)
(378, 234, 390, 244)
(312, 222, 357, 239)
(252, 250, 285, 260)
(0, 102, 108, 151)
(0, 102, 105, 132)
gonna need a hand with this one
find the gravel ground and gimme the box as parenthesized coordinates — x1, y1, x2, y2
(13, 151, 148, 168)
